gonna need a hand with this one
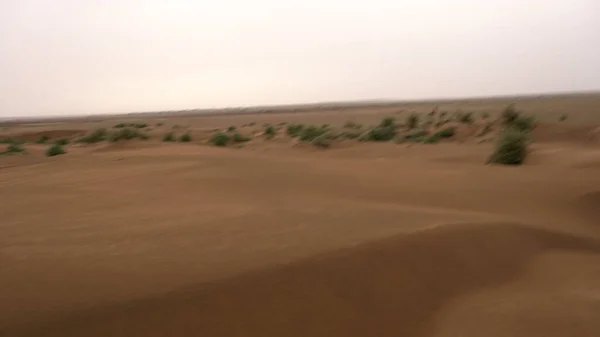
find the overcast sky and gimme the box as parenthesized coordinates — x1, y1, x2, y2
(0, 0, 598, 116)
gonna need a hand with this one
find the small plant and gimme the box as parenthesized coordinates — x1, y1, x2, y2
(134, 123, 148, 129)
(264, 125, 276, 138)
(405, 129, 428, 142)
(312, 135, 330, 148)
(362, 125, 396, 141)
(162, 132, 175, 142)
(179, 133, 192, 142)
(227, 125, 236, 132)
(476, 123, 493, 137)
(487, 127, 529, 165)
(481, 112, 490, 119)
(559, 114, 568, 122)
(55, 138, 70, 146)
(36, 135, 49, 144)
(210, 132, 230, 146)
(156, 122, 164, 126)
(458, 112, 473, 124)
(46, 144, 66, 157)
(428, 106, 439, 117)
(340, 130, 361, 139)
(501, 104, 519, 125)
(286, 124, 304, 137)
(406, 114, 419, 129)
(110, 128, 147, 142)
(379, 117, 395, 128)
(424, 133, 441, 144)
(3, 143, 25, 154)
(299, 125, 328, 141)
(344, 121, 359, 129)
(232, 132, 251, 143)
(512, 115, 536, 133)
(434, 126, 455, 139)
(78, 129, 107, 143)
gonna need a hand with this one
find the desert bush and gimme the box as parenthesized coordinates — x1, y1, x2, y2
(114, 123, 127, 128)
(405, 129, 428, 142)
(210, 132, 230, 146)
(511, 115, 536, 133)
(156, 122, 164, 126)
(344, 121, 360, 129)
(55, 138, 70, 146)
(364, 125, 396, 141)
(434, 126, 455, 138)
(227, 125, 236, 132)
(458, 112, 473, 124)
(46, 144, 66, 157)
(232, 132, 250, 143)
(36, 135, 49, 144)
(501, 104, 519, 125)
(179, 133, 192, 142)
(264, 125, 276, 138)
(3, 143, 25, 154)
(110, 128, 146, 142)
(312, 134, 331, 148)
(299, 125, 327, 141)
(286, 124, 304, 137)
(340, 130, 362, 139)
(0, 138, 13, 144)
(424, 133, 441, 144)
(476, 123, 493, 137)
(134, 123, 148, 129)
(406, 114, 419, 129)
(162, 132, 175, 142)
(78, 128, 107, 143)
(487, 127, 528, 165)
(481, 112, 490, 119)
(428, 106, 439, 117)
(379, 117, 395, 128)
(559, 114, 568, 122)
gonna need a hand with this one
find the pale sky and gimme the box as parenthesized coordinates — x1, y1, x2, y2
(1, 0, 598, 116)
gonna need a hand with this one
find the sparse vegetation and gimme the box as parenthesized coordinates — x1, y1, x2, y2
(264, 125, 276, 138)
(511, 115, 536, 133)
(476, 123, 493, 137)
(3, 143, 25, 154)
(344, 121, 361, 129)
(312, 135, 331, 148)
(299, 125, 328, 141)
(407, 114, 419, 129)
(559, 114, 568, 122)
(379, 117, 395, 128)
(405, 129, 428, 142)
(179, 133, 192, 142)
(232, 132, 251, 143)
(501, 104, 519, 125)
(458, 112, 473, 124)
(55, 138, 70, 146)
(487, 127, 529, 165)
(162, 132, 175, 142)
(227, 126, 236, 132)
(286, 124, 304, 137)
(46, 144, 66, 157)
(36, 135, 49, 144)
(433, 126, 455, 139)
(424, 133, 441, 144)
(110, 128, 148, 142)
(209, 132, 230, 146)
(78, 129, 107, 143)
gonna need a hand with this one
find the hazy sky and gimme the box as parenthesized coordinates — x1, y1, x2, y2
(1, 0, 598, 116)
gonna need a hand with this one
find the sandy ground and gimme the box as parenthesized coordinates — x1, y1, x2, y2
(1, 100, 600, 336)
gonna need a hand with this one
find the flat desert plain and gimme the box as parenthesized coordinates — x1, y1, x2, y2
(1, 93, 600, 337)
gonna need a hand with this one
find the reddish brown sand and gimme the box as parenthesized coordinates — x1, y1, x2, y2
(1, 99, 600, 336)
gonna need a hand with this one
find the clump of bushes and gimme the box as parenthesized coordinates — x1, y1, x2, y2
(487, 127, 529, 165)
(405, 129, 428, 142)
(286, 124, 304, 137)
(227, 125, 236, 132)
(36, 135, 50, 144)
(406, 114, 419, 129)
(433, 126, 455, 139)
(179, 133, 192, 142)
(110, 128, 148, 142)
(210, 132, 230, 146)
(457, 112, 473, 124)
(501, 104, 519, 125)
(46, 144, 66, 157)
(512, 115, 536, 133)
(55, 138, 70, 146)
(299, 125, 329, 142)
(379, 117, 395, 128)
(311, 135, 330, 148)
(162, 132, 175, 142)
(232, 132, 251, 143)
(78, 129, 107, 143)
(3, 143, 25, 154)
(264, 125, 276, 138)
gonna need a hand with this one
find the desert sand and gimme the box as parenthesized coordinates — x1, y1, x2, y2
(1, 94, 600, 336)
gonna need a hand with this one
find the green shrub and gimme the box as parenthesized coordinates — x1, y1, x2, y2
(405, 129, 428, 142)
(264, 125, 276, 138)
(3, 143, 25, 154)
(232, 132, 250, 143)
(110, 128, 146, 142)
(312, 135, 331, 148)
(512, 115, 536, 133)
(227, 125, 236, 132)
(501, 104, 519, 125)
(340, 130, 362, 139)
(379, 117, 395, 128)
(78, 129, 107, 143)
(458, 112, 473, 124)
(179, 133, 192, 142)
(114, 123, 127, 128)
(363, 125, 396, 141)
(0, 138, 14, 144)
(406, 114, 419, 129)
(36, 135, 50, 144)
(476, 123, 493, 137)
(424, 133, 441, 144)
(299, 125, 328, 141)
(162, 132, 175, 142)
(55, 138, 70, 146)
(434, 126, 455, 138)
(46, 144, 66, 157)
(286, 124, 304, 137)
(210, 132, 230, 146)
(487, 127, 528, 165)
